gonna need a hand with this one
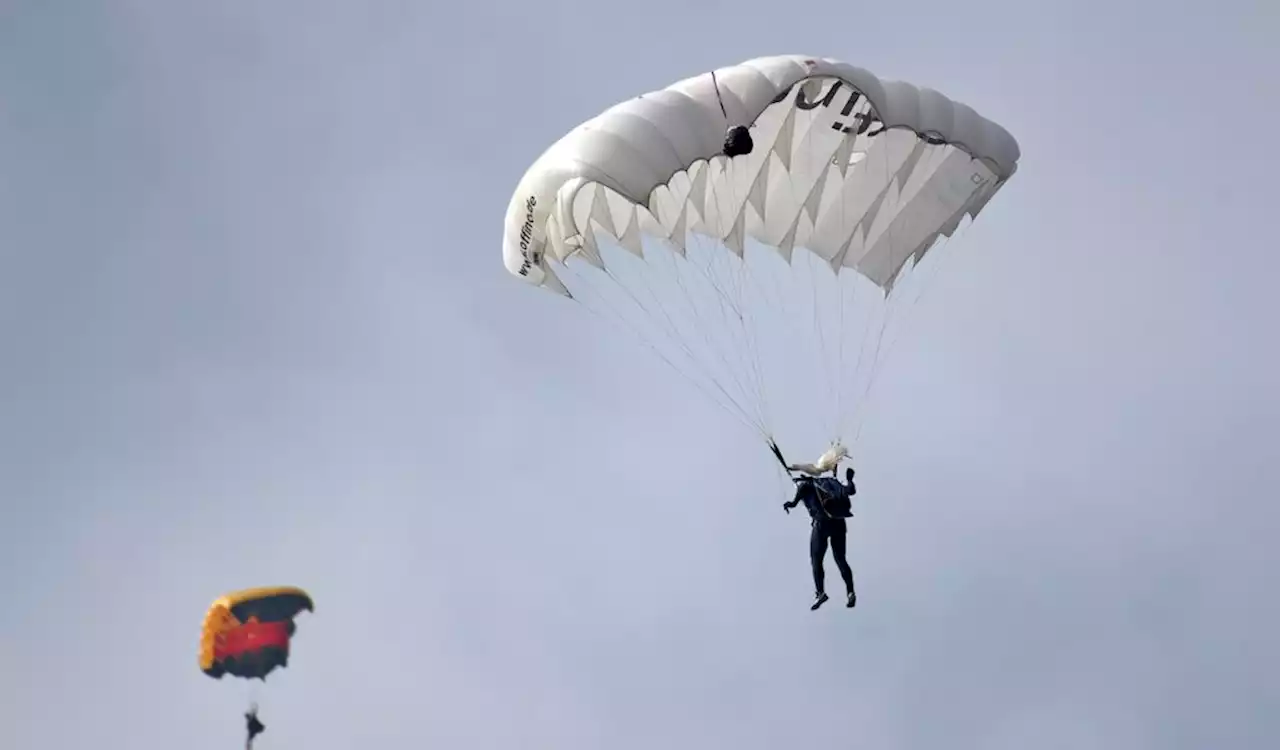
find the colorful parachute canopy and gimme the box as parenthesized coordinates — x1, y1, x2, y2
(199, 586, 313, 681)
(501, 54, 1021, 460)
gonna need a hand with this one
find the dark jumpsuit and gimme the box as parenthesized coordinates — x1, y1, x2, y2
(790, 478, 855, 596)
(245, 710, 265, 750)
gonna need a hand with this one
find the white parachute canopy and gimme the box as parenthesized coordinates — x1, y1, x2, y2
(501, 54, 1020, 469)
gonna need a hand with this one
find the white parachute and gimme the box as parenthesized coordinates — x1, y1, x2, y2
(502, 55, 1020, 471)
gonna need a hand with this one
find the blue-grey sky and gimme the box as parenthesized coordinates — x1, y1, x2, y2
(2, 1, 1277, 748)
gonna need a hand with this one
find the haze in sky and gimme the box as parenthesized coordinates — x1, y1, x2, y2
(1, 1, 1276, 748)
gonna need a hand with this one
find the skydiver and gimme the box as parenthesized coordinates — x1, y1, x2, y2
(783, 467, 857, 610)
(245, 705, 265, 749)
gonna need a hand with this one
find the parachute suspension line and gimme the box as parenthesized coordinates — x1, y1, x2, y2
(707, 156, 775, 431)
(624, 227, 766, 430)
(645, 164, 772, 435)
(840, 140, 908, 445)
(834, 277, 847, 440)
(805, 254, 834, 439)
(560, 253, 742, 427)
(604, 252, 767, 436)
(609, 234, 758, 424)
(245, 683, 262, 719)
(685, 230, 766, 427)
(643, 191, 744, 387)
(658, 220, 768, 431)
(702, 218, 788, 443)
(850, 209, 972, 442)
(834, 263, 870, 444)
(755, 254, 795, 447)
(843, 281, 886, 440)
(844, 140, 964, 441)
(736, 195, 779, 435)
(844, 134, 909, 442)
(837, 134, 940, 444)
(848, 290, 911, 443)
(610, 219, 771, 436)
(797, 123, 850, 444)
(826, 179, 857, 444)
(596, 256, 701, 372)
(814, 106, 860, 444)
(822, 254, 857, 441)
(834, 128, 874, 448)
(557, 255, 766, 439)
(835, 121, 851, 436)
(735, 245, 779, 432)
(834, 268, 859, 444)
(629, 146, 790, 450)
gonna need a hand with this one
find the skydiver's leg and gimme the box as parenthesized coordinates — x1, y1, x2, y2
(829, 520, 856, 607)
(809, 522, 830, 610)
(809, 522, 828, 594)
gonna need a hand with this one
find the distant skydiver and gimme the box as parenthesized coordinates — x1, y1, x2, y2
(245, 704, 265, 750)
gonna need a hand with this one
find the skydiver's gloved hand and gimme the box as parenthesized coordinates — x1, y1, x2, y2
(846, 468, 855, 482)
(782, 502, 791, 514)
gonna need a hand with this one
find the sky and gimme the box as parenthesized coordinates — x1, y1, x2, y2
(1, 0, 1277, 748)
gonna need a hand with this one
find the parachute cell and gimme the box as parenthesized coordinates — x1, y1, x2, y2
(501, 54, 1021, 464)
(199, 586, 313, 681)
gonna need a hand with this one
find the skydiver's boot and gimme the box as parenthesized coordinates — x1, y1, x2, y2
(810, 592, 829, 611)
(846, 590, 857, 608)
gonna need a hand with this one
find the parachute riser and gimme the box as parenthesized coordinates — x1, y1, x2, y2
(768, 439, 789, 473)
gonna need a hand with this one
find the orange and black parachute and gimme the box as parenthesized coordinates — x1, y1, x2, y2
(199, 586, 314, 681)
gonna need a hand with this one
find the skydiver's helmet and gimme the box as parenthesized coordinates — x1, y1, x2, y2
(723, 125, 753, 158)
